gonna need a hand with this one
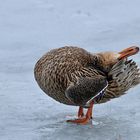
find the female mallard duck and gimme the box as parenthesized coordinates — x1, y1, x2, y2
(34, 46, 140, 124)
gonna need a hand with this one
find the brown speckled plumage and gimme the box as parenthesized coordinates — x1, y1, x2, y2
(34, 46, 140, 107)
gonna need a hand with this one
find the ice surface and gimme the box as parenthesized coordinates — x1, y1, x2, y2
(0, 0, 140, 140)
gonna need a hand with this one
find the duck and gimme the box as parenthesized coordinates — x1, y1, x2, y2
(34, 46, 140, 124)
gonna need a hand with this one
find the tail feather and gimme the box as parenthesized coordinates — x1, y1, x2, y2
(95, 59, 140, 104)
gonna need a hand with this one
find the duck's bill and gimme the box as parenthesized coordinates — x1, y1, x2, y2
(118, 46, 139, 60)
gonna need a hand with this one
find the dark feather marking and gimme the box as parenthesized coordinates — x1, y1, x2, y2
(65, 76, 108, 106)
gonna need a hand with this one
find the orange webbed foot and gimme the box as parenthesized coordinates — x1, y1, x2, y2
(67, 116, 91, 125)
(67, 101, 94, 125)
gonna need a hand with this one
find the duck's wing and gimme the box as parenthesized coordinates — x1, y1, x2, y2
(95, 59, 140, 104)
(65, 76, 108, 106)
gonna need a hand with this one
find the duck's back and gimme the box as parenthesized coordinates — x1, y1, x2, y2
(34, 46, 98, 105)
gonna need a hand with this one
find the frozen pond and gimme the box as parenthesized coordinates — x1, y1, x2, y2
(0, 0, 140, 140)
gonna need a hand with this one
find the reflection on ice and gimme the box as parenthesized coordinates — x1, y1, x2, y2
(36, 113, 136, 140)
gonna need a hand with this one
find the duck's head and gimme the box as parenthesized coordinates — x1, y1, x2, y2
(95, 46, 139, 73)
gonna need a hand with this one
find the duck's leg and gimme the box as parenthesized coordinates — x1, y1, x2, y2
(67, 101, 94, 125)
(78, 106, 84, 118)
(90, 104, 93, 119)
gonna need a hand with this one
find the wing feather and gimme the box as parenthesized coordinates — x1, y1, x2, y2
(65, 76, 108, 106)
(95, 59, 140, 104)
